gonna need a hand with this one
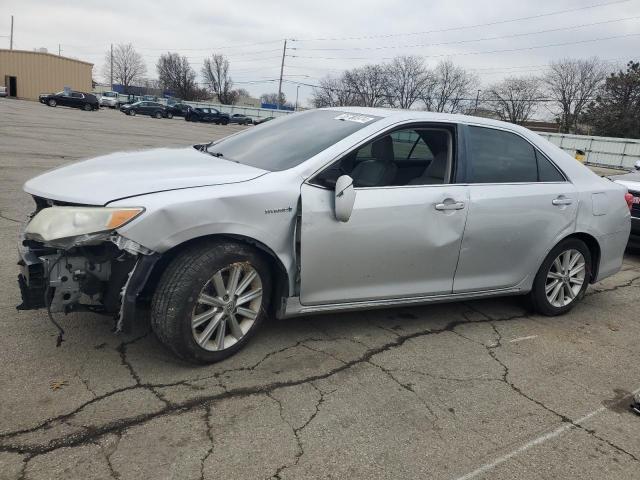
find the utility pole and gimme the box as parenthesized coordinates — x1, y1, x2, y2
(58, 43, 61, 56)
(277, 39, 287, 110)
(110, 43, 114, 89)
(295, 85, 300, 111)
(474, 89, 481, 114)
(9, 15, 13, 50)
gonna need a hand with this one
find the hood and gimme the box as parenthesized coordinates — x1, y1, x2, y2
(24, 147, 268, 205)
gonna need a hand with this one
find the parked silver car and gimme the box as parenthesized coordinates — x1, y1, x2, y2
(17, 108, 631, 363)
(99, 91, 120, 108)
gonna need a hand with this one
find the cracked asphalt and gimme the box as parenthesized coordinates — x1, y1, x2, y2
(1, 99, 640, 479)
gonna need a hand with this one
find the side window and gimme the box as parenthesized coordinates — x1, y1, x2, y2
(467, 126, 537, 183)
(311, 127, 452, 188)
(536, 151, 565, 182)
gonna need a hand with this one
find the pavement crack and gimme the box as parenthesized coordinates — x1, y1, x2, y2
(586, 275, 640, 296)
(0, 307, 594, 458)
(301, 343, 347, 365)
(93, 432, 122, 480)
(199, 405, 214, 480)
(116, 330, 169, 407)
(367, 359, 439, 423)
(267, 382, 325, 479)
(0, 211, 21, 223)
(467, 312, 640, 465)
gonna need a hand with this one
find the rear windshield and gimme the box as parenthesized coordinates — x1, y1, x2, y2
(207, 110, 380, 171)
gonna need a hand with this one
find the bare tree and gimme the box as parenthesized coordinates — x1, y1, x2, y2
(260, 92, 290, 107)
(311, 75, 358, 107)
(343, 64, 389, 107)
(420, 60, 478, 113)
(201, 54, 237, 104)
(544, 57, 607, 133)
(384, 55, 430, 109)
(101, 43, 146, 93)
(486, 76, 542, 124)
(156, 52, 197, 99)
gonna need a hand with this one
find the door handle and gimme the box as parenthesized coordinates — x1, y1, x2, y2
(552, 196, 573, 206)
(435, 201, 465, 211)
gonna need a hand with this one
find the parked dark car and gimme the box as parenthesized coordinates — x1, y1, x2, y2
(165, 103, 192, 119)
(39, 91, 99, 111)
(229, 113, 252, 125)
(253, 116, 275, 125)
(120, 101, 167, 118)
(185, 107, 230, 125)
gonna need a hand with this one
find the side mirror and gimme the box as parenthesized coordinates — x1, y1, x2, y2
(334, 175, 356, 222)
(634, 160, 640, 171)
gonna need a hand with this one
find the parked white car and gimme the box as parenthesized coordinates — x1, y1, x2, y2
(0, 86, 7, 98)
(18, 108, 631, 363)
(99, 91, 120, 108)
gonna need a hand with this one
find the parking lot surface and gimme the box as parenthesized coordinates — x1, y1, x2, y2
(1, 99, 639, 479)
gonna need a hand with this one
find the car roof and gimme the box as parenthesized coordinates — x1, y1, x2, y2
(321, 106, 534, 133)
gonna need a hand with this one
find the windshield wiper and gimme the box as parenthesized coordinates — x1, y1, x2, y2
(207, 151, 240, 163)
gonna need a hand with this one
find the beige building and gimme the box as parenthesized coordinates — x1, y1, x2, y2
(0, 49, 93, 101)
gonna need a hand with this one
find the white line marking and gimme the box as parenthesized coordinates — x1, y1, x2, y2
(453, 386, 640, 480)
(509, 335, 538, 343)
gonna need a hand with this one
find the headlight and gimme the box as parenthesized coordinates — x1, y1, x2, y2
(25, 207, 144, 242)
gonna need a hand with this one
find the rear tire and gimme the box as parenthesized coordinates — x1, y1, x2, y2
(154, 111, 162, 119)
(528, 238, 591, 316)
(151, 241, 272, 364)
(166, 112, 173, 119)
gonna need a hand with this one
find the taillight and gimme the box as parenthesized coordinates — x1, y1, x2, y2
(625, 193, 634, 211)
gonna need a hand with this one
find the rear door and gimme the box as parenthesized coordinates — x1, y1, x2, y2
(453, 125, 576, 293)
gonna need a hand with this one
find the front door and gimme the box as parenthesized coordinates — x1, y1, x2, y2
(299, 125, 468, 306)
(453, 125, 577, 292)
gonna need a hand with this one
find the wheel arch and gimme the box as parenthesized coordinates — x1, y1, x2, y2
(560, 231, 601, 283)
(140, 233, 290, 312)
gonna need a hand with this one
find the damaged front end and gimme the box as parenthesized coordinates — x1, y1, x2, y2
(17, 197, 159, 333)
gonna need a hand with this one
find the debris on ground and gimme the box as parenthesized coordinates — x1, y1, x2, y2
(49, 380, 68, 391)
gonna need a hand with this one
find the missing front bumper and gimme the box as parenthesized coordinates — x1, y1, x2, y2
(16, 234, 160, 333)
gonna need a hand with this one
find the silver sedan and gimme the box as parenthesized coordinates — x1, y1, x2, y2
(18, 108, 631, 363)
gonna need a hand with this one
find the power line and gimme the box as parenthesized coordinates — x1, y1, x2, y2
(292, 0, 633, 42)
(290, 16, 640, 52)
(289, 32, 640, 61)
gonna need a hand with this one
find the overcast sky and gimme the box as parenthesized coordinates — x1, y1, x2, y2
(2, 0, 639, 108)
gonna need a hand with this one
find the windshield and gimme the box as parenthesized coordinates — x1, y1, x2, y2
(103, 92, 117, 97)
(207, 110, 380, 171)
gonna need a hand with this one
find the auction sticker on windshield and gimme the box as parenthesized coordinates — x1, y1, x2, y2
(334, 113, 375, 123)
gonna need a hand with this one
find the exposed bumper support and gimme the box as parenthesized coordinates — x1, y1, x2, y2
(117, 253, 161, 333)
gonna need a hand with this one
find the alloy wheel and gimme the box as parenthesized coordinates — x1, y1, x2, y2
(191, 262, 263, 351)
(545, 249, 586, 307)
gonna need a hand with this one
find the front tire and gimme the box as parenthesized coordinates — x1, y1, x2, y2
(166, 112, 173, 119)
(151, 241, 272, 363)
(128, 109, 136, 116)
(528, 238, 591, 316)
(83, 103, 92, 111)
(47, 99, 57, 107)
(153, 111, 162, 119)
